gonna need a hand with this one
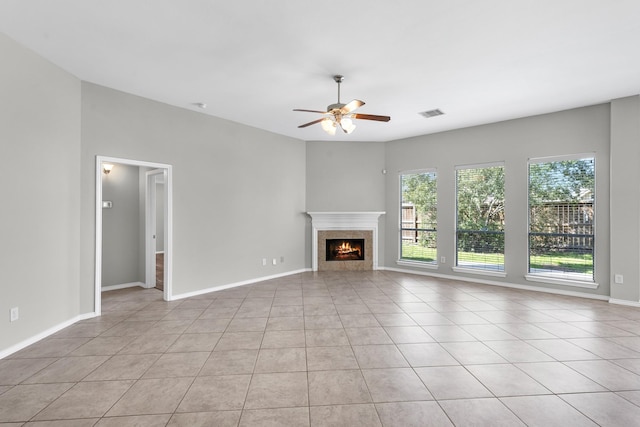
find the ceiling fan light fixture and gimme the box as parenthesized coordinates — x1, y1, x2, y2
(341, 117, 356, 134)
(321, 118, 337, 135)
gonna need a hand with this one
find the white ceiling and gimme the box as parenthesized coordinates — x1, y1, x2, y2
(1, 1, 639, 142)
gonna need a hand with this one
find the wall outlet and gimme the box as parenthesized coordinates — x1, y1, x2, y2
(272, 258, 277, 266)
(262, 258, 267, 266)
(614, 274, 624, 284)
(10, 307, 19, 322)
(440, 256, 446, 264)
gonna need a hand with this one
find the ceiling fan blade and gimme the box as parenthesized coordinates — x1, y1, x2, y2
(352, 113, 391, 122)
(340, 99, 365, 114)
(298, 118, 326, 128)
(293, 108, 328, 114)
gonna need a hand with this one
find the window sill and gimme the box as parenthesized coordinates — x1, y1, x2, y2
(397, 259, 438, 270)
(452, 266, 507, 278)
(525, 273, 598, 289)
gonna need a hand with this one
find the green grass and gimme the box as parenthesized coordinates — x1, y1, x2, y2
(401, 241, 593, 274)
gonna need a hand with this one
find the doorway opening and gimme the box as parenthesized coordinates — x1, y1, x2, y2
(95, 156, 173, 316)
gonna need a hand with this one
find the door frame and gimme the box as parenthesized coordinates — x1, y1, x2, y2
(145, 169, 165, 289)
(95, 155, 174, 315)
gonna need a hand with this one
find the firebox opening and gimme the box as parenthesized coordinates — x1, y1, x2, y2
(326, 239, 365, 261)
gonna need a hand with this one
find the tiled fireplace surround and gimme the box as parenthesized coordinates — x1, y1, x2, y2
(307, 212, 385, 272)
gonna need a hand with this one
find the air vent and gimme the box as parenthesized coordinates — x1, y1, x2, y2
(419, 109, 444, 118)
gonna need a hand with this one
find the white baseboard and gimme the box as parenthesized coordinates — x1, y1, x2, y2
(0, 312, 97, 360)
(171, 268, 311, 301)
(102, 282, 146, 292)
(381, 266, 610, 302)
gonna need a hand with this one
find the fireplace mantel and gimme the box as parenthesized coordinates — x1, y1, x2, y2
(307, 212, 385, 271)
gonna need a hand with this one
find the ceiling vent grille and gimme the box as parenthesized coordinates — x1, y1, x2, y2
(419, 109, 444, 118)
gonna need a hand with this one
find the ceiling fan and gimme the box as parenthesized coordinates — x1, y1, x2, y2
(294, 75, 391, 135)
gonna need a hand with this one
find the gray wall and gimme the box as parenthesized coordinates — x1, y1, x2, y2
(305, 140, 387, 264)
(101, 163, 142, 287)
(80, 82, 307, 309)
(0, 33, 82, 351)
(384, 105, 611, 297)
(610, 96, 640, 302)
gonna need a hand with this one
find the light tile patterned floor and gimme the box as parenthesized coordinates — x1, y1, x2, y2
(2, 270, 640, 426)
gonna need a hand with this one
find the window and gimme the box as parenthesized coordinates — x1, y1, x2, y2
(528, 155, 595, 281)
(400, 171, 437, 264)
(456, 163, 505, 272)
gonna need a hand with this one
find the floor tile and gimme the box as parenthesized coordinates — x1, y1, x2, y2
(308, 370, 372, 405)
(0, 358, 57, 385)
(483, 340, 555, 363)
(305, 329, 349, 347)
(362, 368, 432, 402)
(304, 315, 343, 329)
(118, 333, 180, 354)
(526, 339, 599, 361)
(414, 366, 493, 400)
(166, 332, 222, 352)
(9, 338, 90, 359)
(96, 414, 172, 426)
(375, 401, 453, 427)
(501, 395, 598, 427)
(227, 317, 268, 332)
(310, 404, 381, 427)
(421, 325, 475, 342)
(266, 316, 305, 331)
(560, 392, 640, 426)
(142, 352, 209, 378)
(199, 349, 258, 375)
(465, 364, 551, 396)
(22, 356, 109, 384)
(84, 354, 161, 381)
(339, 314, 380, 328)
(214, 331, 263, 351)
(397, 343, 459, 367)
(177, 375, 251, 412)
(240, 407, 309, 427)
(255, 348, 306, 373)
(515, 361, 606, 394)
(345, 327, 393, 345)
(245, 372, 308, 409)
(352, 345, 409, 368)
(440, 342, 507, 364)
(0, 383, 73, 422)
(261, 330, 306, 348)
(439, 398, 526, 426)
(185, 318, 230, 333)
(69, 336, 136, 356)
(307, 346, 358, 371)
(33, 380, 133, 420)
(568, 337, 640, 359)
(374, 313, 417, 327)
(565, 360, 640, 391)
(383, 326, 434, 344)
(106, 377, 193, 416)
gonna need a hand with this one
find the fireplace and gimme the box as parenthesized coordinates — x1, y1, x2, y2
(326, 239, 365, 261)
(307, 212, 385, 272)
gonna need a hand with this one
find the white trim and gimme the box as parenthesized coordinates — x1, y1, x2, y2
(171, 268, 311, 300)
(145, 169, 164, 290)
(525, 273, 598, 289)
(307, 212, 385, 272)
(452, 266, 507, 278)
(608, 298, 640, 308)
(101, 282, 146, 292)
(455, 160, 505, 170)
(95, 156, 174, 314)
(528, 152, 596, 164)
(0, 312, 97, 360)
(396, 259, 439, 270)
(155, 251, 165, 254)
(399, 167, 437, 175)
(381, 266, 609, 301)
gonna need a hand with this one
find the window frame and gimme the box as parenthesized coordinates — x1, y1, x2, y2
(525, 153, 598, 288)
(397, 168, 438, 269)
